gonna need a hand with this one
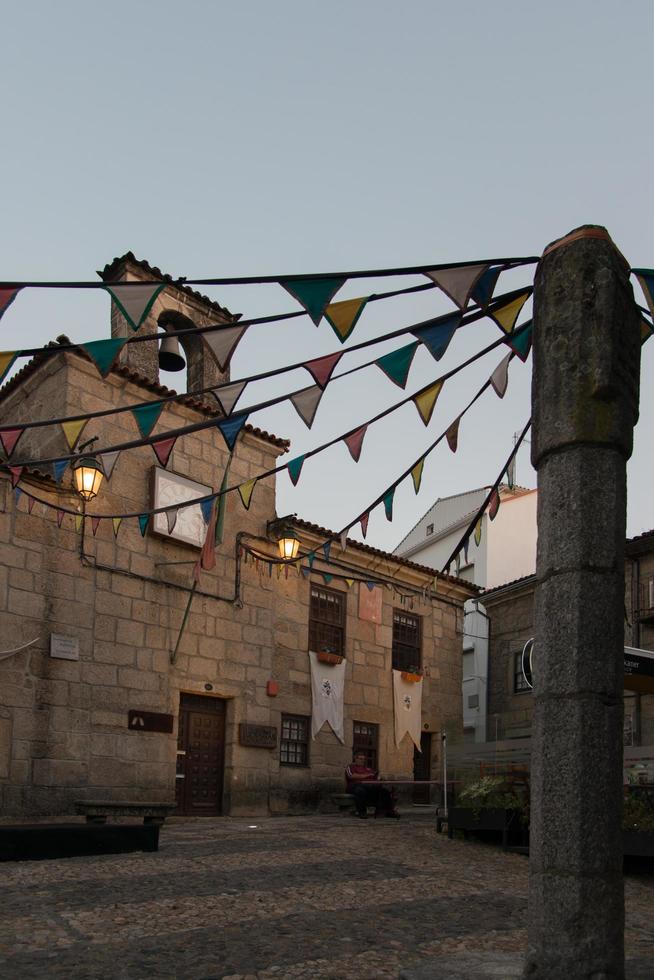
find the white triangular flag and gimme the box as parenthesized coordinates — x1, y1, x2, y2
(423, 264, 487, 309)
(214, 380, 247, 415)
(290, 385, 324, 428)
(490, 352, 511, 398)
(203, 324, 248, 371)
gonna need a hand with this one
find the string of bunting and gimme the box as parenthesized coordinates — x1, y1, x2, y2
(3, 319, 533, 515)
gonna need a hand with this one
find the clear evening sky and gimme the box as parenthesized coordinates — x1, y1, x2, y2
(2, 2, 653, 557)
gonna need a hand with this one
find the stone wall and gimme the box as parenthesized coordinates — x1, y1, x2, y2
(484, 581, 535, 739)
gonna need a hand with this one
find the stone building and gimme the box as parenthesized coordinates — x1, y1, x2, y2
(0, 255, 474, 818)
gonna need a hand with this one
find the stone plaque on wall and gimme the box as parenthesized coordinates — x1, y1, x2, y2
(358, 584, 382, 623)
(50, 634, 79, 661)
(239, 723, 277, 748)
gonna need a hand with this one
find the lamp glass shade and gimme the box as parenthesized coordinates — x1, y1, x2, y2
(73, 457, 104, 501)
(278, 534, 300, 561)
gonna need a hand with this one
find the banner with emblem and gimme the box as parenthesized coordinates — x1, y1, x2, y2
(392, 669, 423, 750)
(309, 651, 346, 743)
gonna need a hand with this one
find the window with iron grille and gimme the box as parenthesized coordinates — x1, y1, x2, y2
(280, 714, 309, 766)
(309, 585, 345, 655)
(513, 651, 531, 694)
(392, 609, 422, 672)
(353, 721, 378, 769)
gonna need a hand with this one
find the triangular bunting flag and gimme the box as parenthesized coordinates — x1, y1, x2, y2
(424, 264, 488, 309)
(488, 489, 500, 521)
(74, 513, 82, 532)
(376, 342, 419, 389)
(412, 314, 461, 362)
(82, 337, 126, 377)
(505, 320, 532, 362)
(641, 318, 654, 345)
(200, 498, 214, 524)
(61, 418, 89, 451)
(411, 458, 425, 494)
(9, 465, 23, 487)
(360, 512, 370, 538)
(0, 428, 23, 457)
(280, 277, 346, 326)
(301, 565, 311, 579)
(463, 537, 469, 564)
(323, 541, 331, 563)
(100, 451, 120, 480)
(366, 581, 376, 591)
(489, 291, 530, 334)
(383, 488, 395, 522)
(345, 578, 354, 588)
(237, 478, 257, 510)
(216, 413, 249, 452)
(344, 425, 367, 462)
(471, 266, 501, 308)
(132, 402, 164, 438)
(0, 286, 22, 321)
(104, 283, 165, 332)
(340, 529, 348, 551)
(112, 517, 122, 537)
(413, 381, 443, 426)
(165, 507, 178, 535)
(474, 516, 483, 547)
(57, 510, 65, 528)
(28, 496, 35, 514)
(91, 516, 102, 536)
(199, 500, 218, 572)
(490, 353, 511, 399)
(324, 296, 369, 343)
(290, 385, 324, 428)
(204, 324, 248, 372)
(0, 352, 17, 385)
(304, 352, 342, 389)
(307, 552, 315, 568)
(14, 486, 21, 505)
(138, 514, 149, 536)
(323, 573, 333, 585)
(287, 455, 306, 486)
(445, 418, 460, 453)
(53, 459, 69, 483)
(151, 435, 176, 468)
(635, 272, 654, 320)
(213, 380, 247, 416)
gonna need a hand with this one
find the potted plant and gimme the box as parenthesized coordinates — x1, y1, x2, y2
(316, 647, 344, 665)
(447, 775, 529, 849)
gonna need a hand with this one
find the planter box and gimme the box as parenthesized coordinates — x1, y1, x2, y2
(447, 806, 526, 849)
(316, 652, 344, 665)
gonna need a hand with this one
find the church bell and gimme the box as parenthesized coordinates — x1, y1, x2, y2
(158, 333, 186, 372)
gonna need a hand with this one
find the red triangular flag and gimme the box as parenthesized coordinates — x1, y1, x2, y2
(9, 465, 22, 487)
(151, 435, 176, 468)
(0, 286, 22, 320)
(91, 516, 102, 536)
(344, 425, 367, 462)
(0, 428, 23, 457)
(360, 512, 370, 538)
(200, 501, 218, 572)
(488, 488, 501, 521)
(57, 510, 65, 528)
(304, 352, 342, 389)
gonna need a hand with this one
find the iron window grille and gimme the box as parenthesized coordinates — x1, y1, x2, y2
(280, 714, 310, 766)
(309, 585, 345, 656)
(392, 609, 422, 672)
(353, 721, 379, 770)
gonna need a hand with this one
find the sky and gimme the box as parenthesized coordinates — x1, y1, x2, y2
(2, 1, 654, 560)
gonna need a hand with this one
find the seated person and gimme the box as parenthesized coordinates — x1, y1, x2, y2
(345, 751, 400, 819)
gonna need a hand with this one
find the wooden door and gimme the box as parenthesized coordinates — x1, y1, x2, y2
(413, 732, 432, 804)
(176, 694, 226, 815)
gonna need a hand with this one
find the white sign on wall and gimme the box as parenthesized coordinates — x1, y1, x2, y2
(50, 634, 79, 661)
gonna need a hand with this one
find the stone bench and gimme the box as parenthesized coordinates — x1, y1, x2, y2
(0, 823, 160, 862)
(75, 801, 176, 825)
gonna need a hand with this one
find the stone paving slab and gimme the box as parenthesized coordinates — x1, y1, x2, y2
(0, 811, 651, 979)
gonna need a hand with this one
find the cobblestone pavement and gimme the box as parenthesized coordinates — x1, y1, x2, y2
(0, 811, 652, 979)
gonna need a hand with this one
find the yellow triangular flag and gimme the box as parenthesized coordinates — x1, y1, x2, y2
(61, 418, 88, 450)
(112, 517, 122, 537)
(474, 516, 483, 546)
(75, 514, 83, 533)
(411, 458, 425, 494)
(0, 351, 16, 383)
(490, 292, 530, 334)
(237, 478, 257, 510)
(293, 559, 302, 576)
(324, 296, 368, 342)
(345, 578, 355, 588)
(413, 381, 443, 426)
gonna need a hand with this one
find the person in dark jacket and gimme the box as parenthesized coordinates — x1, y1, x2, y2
(345, 751, 400, 818)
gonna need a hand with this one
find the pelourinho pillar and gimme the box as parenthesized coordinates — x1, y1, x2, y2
(525, 227, 641, 979)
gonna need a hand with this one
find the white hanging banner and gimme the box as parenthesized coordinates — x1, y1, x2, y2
(309, 651, 346, 743)
(392, 669, 423, 750)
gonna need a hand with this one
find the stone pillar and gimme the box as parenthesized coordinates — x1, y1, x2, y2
(525, 227, 641, 978)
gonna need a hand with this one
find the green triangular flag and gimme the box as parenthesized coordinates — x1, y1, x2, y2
(138, 514, 149, 536)
(376, 342, 419, 389)
(287, 455, 306, 486)
(506, 319, 533, 362)
(82, 338, 126, 377)
(132, 402, 164, 438)
(280, 277, 346, 326)
(383, 488, 395, 522)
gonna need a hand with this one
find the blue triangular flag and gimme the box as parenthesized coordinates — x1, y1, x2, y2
(200, 498, 214, 524)
(412, 313, 461, 362)
(323, 541, 331, 563)
(216, 413, 249, 452)
(366, 581, 376, 591)
(54, 459, 69, 483)
(301, 565, 311, 578)
(471, 267, 501, 308)
(14, 486, 22, 504)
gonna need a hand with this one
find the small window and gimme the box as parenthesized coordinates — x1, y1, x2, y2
(309, 585, 345, 655)
(353, 721, 378, 769)
(426, 523, 434, 536)
(513, 651, 531, 694)
(392, 610, 422, 672)
(280, 714, 309, 766)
